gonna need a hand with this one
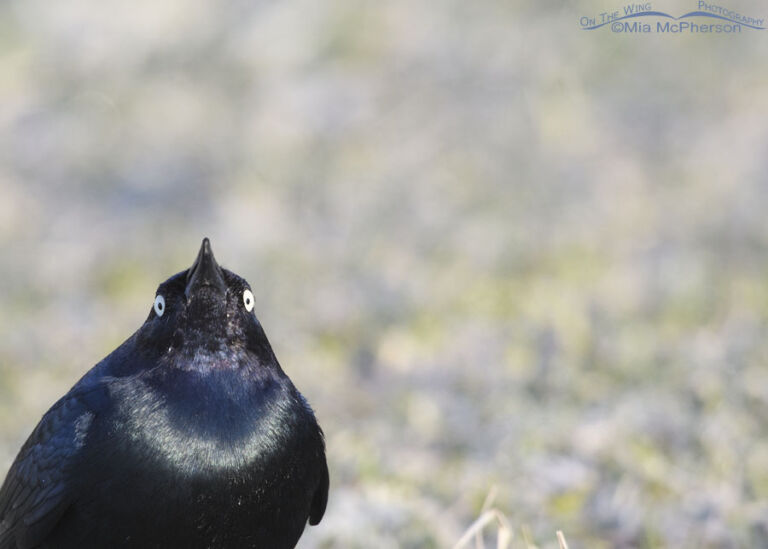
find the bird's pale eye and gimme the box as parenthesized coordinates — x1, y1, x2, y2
(243, 289, 255, 312)
(154, 295, 166, 317)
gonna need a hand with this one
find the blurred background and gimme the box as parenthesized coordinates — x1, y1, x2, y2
(1, 0, 768, 547)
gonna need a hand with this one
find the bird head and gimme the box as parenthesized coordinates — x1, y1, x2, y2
(136, 238, 277, 371)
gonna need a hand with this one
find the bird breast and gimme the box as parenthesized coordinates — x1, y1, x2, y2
(105, 372, 294, 475)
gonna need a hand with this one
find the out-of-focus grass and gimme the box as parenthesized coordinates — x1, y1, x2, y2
(452, 488, 572, 549)
(1, 1, 768, 548)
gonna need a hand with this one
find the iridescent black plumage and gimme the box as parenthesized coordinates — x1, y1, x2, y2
(0, 239, 328, 549)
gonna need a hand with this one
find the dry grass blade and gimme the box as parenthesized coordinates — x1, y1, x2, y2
(496, 518, 513, 549)
(556, 530, 569, 549)
(452, 509, 513, 549)
(475, 486, 499, 549)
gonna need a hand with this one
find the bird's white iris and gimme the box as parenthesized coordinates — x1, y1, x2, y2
(243, 289, 255, 312)
(154, 295, 166, 317)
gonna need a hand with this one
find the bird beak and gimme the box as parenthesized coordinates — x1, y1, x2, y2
(185, 238, 227, 299)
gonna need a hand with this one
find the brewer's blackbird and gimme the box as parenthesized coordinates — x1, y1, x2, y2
(0, 238, 328, 549)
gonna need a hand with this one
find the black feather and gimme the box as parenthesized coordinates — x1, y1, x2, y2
(0, 239, 328, 549)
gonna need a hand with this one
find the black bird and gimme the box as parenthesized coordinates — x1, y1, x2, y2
(0, 239, 328, 548)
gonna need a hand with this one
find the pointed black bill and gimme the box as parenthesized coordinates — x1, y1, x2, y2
(185, 238, 227, 299)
